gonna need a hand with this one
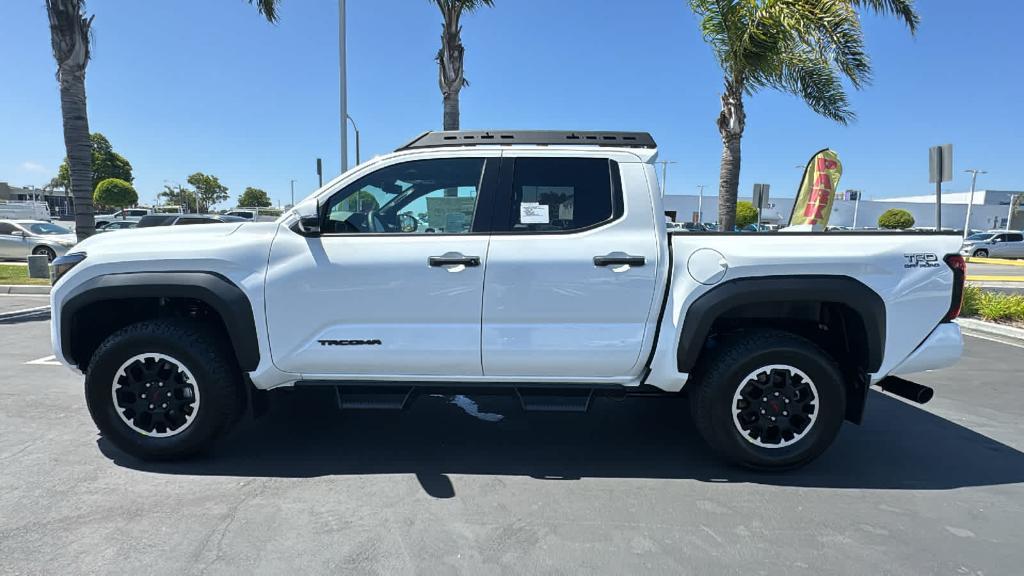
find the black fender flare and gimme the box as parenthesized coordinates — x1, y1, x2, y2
(61, 272, 260, 371)
(677, 275, 886, 373)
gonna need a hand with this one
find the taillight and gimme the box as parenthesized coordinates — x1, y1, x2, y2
(944, 254, 966, 322)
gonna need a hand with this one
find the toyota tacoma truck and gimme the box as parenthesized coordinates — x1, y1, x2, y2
(49, 131, 966, 469)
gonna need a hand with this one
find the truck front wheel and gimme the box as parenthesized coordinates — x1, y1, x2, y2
(84, 320, 245, 461)
(690, 329, 846, 470)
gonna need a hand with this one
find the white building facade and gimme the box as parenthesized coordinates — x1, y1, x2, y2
(663, 189, 1023, 231)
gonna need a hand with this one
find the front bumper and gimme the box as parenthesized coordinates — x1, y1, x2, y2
(889, 322, 963, 376)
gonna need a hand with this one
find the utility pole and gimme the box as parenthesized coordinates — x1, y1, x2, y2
(853, 192, 861, 229)
(963, 169, 986, 239)
(347, 114, 361, 166)
(339, 0, 349, 173)
(696, 184, 705, 223)
(654, 161, 677, 196)
(1007, 194, 1017, 232)
(290, 179, 296, 208)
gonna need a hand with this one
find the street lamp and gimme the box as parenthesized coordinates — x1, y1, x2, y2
(696, 184, 705, 223)
(963, 169, 986, 239)
(654, 160, 677, 196)
(290, 179, 296, 208)
(339, 0, 349, 173)
(347, 114, 361, 166)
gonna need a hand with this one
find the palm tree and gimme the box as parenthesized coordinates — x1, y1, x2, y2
(45, 0, 281, 241)
(688, 0, 918, 231)
(432, 0, 495, 131)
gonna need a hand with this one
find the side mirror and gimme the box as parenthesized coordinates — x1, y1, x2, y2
(11, 230, 25, 237)
(294, 200, 321, 236)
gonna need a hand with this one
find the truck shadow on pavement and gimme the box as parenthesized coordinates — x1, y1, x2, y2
(102, 389, 1024, 496)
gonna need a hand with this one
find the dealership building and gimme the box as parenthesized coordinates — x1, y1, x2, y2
(663, 189, 1024, 231)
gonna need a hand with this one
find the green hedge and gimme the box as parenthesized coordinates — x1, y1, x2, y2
(962, 284, 1024, 322)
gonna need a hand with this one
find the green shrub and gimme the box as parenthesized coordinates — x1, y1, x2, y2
(961, 283, 982, 317)
(735, 201, 759, 228)
(878, 208, 914, 230)
(977, 291, 1024, 323)
(93, 178, 138, 212)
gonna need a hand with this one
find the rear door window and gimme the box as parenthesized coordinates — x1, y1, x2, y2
(1008, 233, 1024, 242)
(497, 157, 622, 233)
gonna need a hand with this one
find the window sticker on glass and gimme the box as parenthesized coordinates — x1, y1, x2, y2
(520, 202, 550, 224)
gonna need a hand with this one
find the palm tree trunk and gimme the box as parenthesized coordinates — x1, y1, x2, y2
(46, 0, 95, 241)
(716, 79, 745, 231)
(59, 69, 94, 239)
(443, 90, 460, 131)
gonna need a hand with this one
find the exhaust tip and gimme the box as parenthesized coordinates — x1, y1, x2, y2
(878, 376, 934, 405)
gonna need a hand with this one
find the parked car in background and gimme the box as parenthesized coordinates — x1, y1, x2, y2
(0, 219, 76, 261)
(135, 213, 247, 228)
(94, 208, 153, 228)
(961, 230, 1024, 258)
(95, 220, 138, 233)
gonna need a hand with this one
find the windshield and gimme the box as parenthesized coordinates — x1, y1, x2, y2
(966, 233, 995, 241)
(23, 223, 72, 235)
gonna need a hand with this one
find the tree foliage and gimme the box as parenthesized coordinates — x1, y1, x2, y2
(878, 208, 915, 229)
(93, 178, 137, 212)
(688, 0, 918, 230)
(54, 133, 133, 192)
(186, 172, 229, 212)
(239, 187, 272, 208)
(158, 184, 198, 213)
(735, 201, 759, 228)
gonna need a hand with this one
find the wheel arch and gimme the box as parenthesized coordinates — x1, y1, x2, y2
(60, 272, 259, 372)
(677, 275, 886, 423)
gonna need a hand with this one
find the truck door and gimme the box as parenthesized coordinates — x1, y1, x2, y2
(264, 155, 499, 377)
(481, 155, 662, 380)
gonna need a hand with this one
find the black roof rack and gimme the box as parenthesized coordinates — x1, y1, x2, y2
(396, 130, 657, 151)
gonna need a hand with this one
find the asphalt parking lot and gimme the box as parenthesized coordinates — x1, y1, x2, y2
(1, 297, 1023, 575)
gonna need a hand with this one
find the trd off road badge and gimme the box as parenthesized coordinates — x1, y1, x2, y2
(903, 253, 941, 268)
(318, 339, 383, 346)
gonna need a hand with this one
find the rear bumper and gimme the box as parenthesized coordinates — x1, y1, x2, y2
(888, 322, 963, 377)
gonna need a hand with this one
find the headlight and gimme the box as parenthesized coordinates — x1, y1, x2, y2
(50, 252, 86, 285)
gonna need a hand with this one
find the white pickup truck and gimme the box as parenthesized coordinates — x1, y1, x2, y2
(49, 131, 966, 469)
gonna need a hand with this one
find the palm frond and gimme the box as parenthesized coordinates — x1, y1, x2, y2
(247, 0, 281, 23)
(849, 0, 919, 33)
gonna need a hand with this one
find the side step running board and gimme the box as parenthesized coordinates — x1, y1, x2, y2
(515, 388, 594, 413)
(335, 386, 414, 410)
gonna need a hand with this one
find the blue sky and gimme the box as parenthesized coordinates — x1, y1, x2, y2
(1, 0, 1021, 207)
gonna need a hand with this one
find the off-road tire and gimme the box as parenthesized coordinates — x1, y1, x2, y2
(690, 329, 846, 470)
(85, 320, 245, 460)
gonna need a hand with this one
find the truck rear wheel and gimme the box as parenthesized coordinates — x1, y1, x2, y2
(84, 320, 244, 461)
(690, 329, 846, 470)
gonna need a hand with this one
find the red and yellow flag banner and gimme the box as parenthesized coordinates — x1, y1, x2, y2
(788, 149, 843, 228)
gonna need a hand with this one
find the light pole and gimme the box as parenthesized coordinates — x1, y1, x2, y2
(696, 184, 705, 223)
(339, 0, 349, 173)
(347, 114, 361, 166)
(852, 191, 861, 229)
(654, 161, 677, 196)
(290, 179, 296, 208)
(963, 169, 986, 239)
(1007, 194, 1017, 232)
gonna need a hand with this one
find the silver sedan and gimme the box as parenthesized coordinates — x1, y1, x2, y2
(0, 219, 78, 261)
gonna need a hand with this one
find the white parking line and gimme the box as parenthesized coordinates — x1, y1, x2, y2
(25, 355, 62, 366)
(963, 332, 1024, 350)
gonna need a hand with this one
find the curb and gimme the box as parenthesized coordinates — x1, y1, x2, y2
(967, 257, 1024, 267)
(967, 275, 1024, 283)
(0, 285, 51, 295)
(956, 317, 1024, 342)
